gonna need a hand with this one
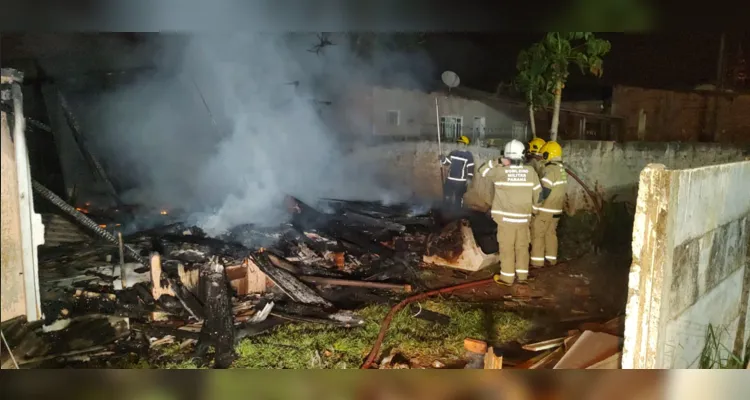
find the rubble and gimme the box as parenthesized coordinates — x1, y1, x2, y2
(8, 188, 623, 370)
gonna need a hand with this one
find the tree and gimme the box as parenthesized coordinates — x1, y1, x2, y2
(514, 42, 555, 138)
(541, 32, 611, 141)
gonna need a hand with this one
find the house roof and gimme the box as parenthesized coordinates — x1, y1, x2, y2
(437, 85, 624, 120)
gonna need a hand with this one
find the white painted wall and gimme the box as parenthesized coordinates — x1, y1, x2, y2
(625, 161, 750, 369)
(369, 87, 523, 140)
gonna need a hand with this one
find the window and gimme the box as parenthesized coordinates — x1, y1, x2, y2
(511, 121, 527, 140)
(387, 110, 400, 126)
(440, 116, 462, 140)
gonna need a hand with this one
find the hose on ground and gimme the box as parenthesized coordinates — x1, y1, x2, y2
(31, 179, 145, 265)
(360, 277, 495, 369)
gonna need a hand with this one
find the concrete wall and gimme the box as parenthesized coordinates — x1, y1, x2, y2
(612, 85, 750, 143)
(1, 85, 28, 322)
(347, 140, 748, 213)
(623, 161, 750, 369)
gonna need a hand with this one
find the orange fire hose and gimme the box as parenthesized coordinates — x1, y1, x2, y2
(360, 277, 495, 369)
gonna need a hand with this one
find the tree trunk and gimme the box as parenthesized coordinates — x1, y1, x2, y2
(528, 103, 537, 138)
(550, 80, 563, 142)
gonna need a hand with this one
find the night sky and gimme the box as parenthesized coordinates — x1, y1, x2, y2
(3, 32, 749, 96)
(422, 32, 749, 95)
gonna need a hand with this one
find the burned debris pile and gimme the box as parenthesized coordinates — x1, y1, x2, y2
(6, 195, 451, 368)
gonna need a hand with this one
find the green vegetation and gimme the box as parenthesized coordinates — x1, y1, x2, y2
(124, 300, 532, 369)
(699, 324, 749, 369)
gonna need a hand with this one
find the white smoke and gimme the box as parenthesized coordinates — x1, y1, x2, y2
(70, 33, 434, 234)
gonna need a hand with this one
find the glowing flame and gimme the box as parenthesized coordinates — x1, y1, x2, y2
(98, 224, 107, 228)
(75, 207, 89, 214)
(160, 210, 168, 215)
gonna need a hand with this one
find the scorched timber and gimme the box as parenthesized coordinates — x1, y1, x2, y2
(195, 257, 236, 369)
(250, 251, 332, 308)
(286, 196, 394, 256)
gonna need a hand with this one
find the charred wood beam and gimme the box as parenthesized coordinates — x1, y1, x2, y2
(195, 257, 235, 369)
(31, 179, 145, 264)
(286, 196, 394, 256)
(341, 211, 407, 233)
(298, 276, 412, 293)
(0, 102, 53, 132)
(57, 90, 123, 207)
(250, 251, 332, 308)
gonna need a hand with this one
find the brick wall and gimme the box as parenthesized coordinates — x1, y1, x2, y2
(612, 85, 750, 143)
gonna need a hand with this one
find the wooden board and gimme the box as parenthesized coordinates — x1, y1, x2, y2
(553, 331, 621, 369)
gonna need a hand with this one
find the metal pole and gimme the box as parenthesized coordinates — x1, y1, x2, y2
(435, 97, 445, 187)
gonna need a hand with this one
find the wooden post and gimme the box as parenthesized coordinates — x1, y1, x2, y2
(195, 256, 235, 368)
(117, 231, 126, 289)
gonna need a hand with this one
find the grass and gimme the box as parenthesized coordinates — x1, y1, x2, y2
(232, 300, 531, 369)
(127, 300, 532, 369)
(698, 323, 749, 369)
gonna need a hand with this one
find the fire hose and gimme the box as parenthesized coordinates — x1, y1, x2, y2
(563, 166, 603, 220)
(31, 179, 146, 265)
(360, 277, 495, 369)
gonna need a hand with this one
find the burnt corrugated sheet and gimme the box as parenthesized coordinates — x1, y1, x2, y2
(42, 214, 92, 247)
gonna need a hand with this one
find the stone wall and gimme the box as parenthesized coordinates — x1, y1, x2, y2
(623, 161, 750, 369)
(348, 140, 748, 213)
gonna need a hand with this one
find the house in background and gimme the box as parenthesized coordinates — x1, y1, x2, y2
(360, 85, 530, 145)
(562, 84, 750, 143)
(340, 84, 625, 145)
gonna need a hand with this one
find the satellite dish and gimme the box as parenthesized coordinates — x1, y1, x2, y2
(441, 71, 460, 88)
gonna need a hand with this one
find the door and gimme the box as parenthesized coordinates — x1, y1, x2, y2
(472, 116, 486, 141)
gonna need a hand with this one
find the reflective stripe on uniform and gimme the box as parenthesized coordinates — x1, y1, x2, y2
(545, 256, 557, 260)
(499, 271, 515, 277)
(466, 163, 474, 167)
(530, 257, 545, 261)
(451, 156, 467, 161)
(480, 160, 494, 177)
(534, 206, 563, 214)
(491, 210, 531, 218)
(494, 182, 534, 187)
(516, 269, 528, 274)
(447, 176, 467, 181)
(533, 184, 541, 190)
(542, 177, 566, 186)
(501, 217, 529, 223)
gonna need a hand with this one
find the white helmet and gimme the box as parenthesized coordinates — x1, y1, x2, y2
(504, 139, 525, 160)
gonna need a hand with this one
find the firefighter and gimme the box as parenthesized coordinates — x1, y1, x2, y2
(527, 137, 546, 177)
(463, 157, 499, 211)
(487, 139, 542, 286)
(530, 141, 567, 267)
(439, 135, 475, 211)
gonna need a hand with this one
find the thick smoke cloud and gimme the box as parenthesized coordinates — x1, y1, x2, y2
(73, 33, 434, 234)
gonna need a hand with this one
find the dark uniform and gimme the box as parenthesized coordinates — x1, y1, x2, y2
(441, 149, 475, 210)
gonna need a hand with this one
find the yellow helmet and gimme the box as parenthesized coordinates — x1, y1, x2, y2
(540, 141, 563, 161)
(456, 135, 470, 145)
(528, 137, 546, 154)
